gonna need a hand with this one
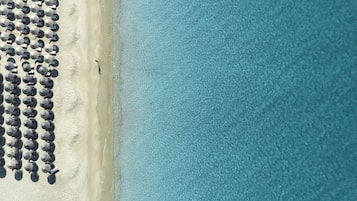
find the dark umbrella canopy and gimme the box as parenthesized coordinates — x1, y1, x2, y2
(36, 65, 48, 76)
(5, 105, 20, 116)
(22, 61, 32, 72)
(39, 77, 54, 88)
(5, 94, 20, 105)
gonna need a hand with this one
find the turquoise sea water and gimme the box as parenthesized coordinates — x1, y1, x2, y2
(116, 1, 357, 200)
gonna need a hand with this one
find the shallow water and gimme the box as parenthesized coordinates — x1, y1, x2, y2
(116, 1, 357, 200)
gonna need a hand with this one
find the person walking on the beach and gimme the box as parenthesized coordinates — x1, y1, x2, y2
(95, 60, 101, 75)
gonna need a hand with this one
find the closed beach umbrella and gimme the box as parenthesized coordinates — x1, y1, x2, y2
(40, 99, 54, 109)
(24, 129, 37, 139)
(41, 142, 55, 152)
(41, 120, 54, 131)
(23, 74, 37, 85)
(23, 96, 37, 107)
(41, 131, 55, 141)
(40, 77, 54, 88)
(42, 164, 51, 173)
(22, 61, 32, 72)
(6, 127, 20, 137)
(41, 109, 54, 120)
(24, 140, 38, 150)
(6, 116, 20, 126)
(24, 118, 37, 129)
(6, 138, 20, 148)
(7, 159, 21, 170)
(41, 152, 55, 163)
(22, 86, 37, 96)
(25, 162, 38, 172)
(23, 107, 37, 117)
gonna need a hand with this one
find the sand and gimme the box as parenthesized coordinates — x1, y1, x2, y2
(0, 0, 115, 200)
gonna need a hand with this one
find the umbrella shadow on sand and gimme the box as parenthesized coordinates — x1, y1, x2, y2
(47, 174, 56, 184)
(0, 167, 6, 178)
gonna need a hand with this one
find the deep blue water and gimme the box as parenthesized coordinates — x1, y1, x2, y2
(116, 0, 357, 200)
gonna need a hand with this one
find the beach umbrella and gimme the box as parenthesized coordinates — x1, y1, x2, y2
(20, 51, 30, 60)
(23, 129, 37, 139)
(13, 9, 24, 19)
(44, 55, 59, 66)
(44, 7, 55, 17)
(41, 142, 55, 152)
(0, 18, 10, 26)
(4, 83, 18, 92)
(40, 99, 54, 109)
(41, 152, 55, 163)
(44, 30, 55, 38)
(6, 116, 20, 126)
(0, 32, 15, 42)
(24, 140, 38, 150)
(41, 110, 54, 121)
(15, 36, 30, 47)
(30, 39, 44, 51)
(6, 127, 20, 138)
(4, 104, 20, 115)
(7, 159, 21, 170)
(29, 3, 40, 12)
(44, 44, 58, 55)
(37, 65, 49, 75)
(0, 158, 5, 167)
(5, 46, 15, 56)
(23, 107, 37, 117)
(24, 118, 37, 129)
(14, 20, 25, 31)
(0, 148, 4, 157)
(0, 6, 8, 15)
(23, 150, 37, 160)
(28, 13, 40, 23)
(22, 61, 32, 72)
(39, 88, 53, 99)
(41, 131, 55, 141)
(23, 96, 37, 107)
(14, 0, 25, 9)
(42, 164, 51, 173)
(5, 62, 16, 71)
(23, 74, 37, 85)
(6, 138, 20, 148)
(5, 94, 20, 105)
(6, 147, 21, 159)
(29, 49, 41, 59)
(25, 162, 38, 172)
(40, 77, 53, 88)
(21, 5, 30, 14)
(21, 16, 30, 25)
(0, 42, 10, 50)
(45, 0, 58, 7)
(14, 46, 25, 55)
(22, 85, 37, 96)
(41, 120, 54, 131)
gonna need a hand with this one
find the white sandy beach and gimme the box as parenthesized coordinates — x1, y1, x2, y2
(0, 0, 114, 200)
